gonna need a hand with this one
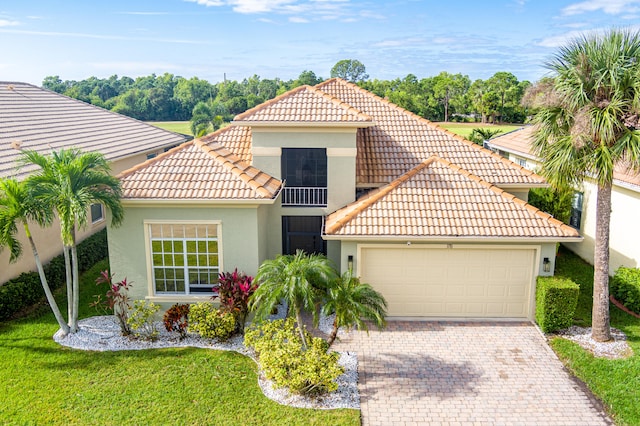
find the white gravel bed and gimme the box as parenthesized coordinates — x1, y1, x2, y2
(54, 310, 359, 410)
(555, 326, 633, 359)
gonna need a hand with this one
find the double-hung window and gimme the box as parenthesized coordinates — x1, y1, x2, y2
(147, 222, 221, 296)
(570, 192, 583, 230)
(90, 203, 104, 223)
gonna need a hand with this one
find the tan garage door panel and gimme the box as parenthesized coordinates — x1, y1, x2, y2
(360, 247, 535, 318)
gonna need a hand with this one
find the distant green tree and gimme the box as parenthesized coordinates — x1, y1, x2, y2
(190, 102, 214, 137)
(330, 59, 369, 82)
(296, 70, 323, 86)
(431, 72, 471, 122)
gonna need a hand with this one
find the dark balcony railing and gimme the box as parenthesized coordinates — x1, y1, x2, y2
(282, 187, 327, 207)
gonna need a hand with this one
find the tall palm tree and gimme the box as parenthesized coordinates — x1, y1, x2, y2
(321, 271, 387, 347)
(20, 148, 124, 333)
(0, 178, 70, 335)
(250, 250, 336, 349)
(531, 28, 640, 342)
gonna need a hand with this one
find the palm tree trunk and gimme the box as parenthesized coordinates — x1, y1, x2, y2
(63, 245, 73, 325)
(70, 243, 80, 333)
(24, 223, 70, 335)
(592, 182, 612, 342)
(294, 306, 308, 350)
(327, 317, 339, 348)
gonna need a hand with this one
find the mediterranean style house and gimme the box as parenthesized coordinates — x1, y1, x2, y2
(0, 81, 190, 284)
(108, 79, 581, 320)
(489, 126, 640, 273)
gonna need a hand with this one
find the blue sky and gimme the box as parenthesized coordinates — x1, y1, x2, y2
(1, 0, 639, 85)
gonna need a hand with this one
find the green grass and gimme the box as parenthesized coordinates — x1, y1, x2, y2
(551, 247, 640, 425)
(147, 121, 192, 136)
(434, 122, 522, 139)
(0, 260, 359, 425)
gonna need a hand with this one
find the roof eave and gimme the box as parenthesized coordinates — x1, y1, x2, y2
(229, 120, 376, 128)
(322, 234, 584, 243)
(122, 197, 278, 206)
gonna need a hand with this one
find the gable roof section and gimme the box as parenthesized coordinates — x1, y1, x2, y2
(232, 85, 374, 127)
(324, 156, 580, 240)
(490, 126, 640, 190)
(118, 139, 281, 201)
(0, 81, 190, 180)
(316, 78, 545, 187)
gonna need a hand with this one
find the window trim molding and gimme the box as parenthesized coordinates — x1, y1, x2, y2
(143, 220, 223, 298)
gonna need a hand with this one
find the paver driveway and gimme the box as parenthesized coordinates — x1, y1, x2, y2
(334, 321, 611, 426)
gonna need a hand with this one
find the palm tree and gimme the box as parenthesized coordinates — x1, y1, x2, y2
(20, 148, 124, 333)
(250, 250, 337, 349)
(321, 271, 387, 347)
(531, 28, 640, 342)
(0, 178, 70, 335)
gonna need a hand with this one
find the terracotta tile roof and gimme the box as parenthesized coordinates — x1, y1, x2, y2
(324, 156, 579, 239)
(490, 126, 640, 189)
(0, 81, 189, 180)
(118, 139, 281, 201)
(316, 78, 545, 186)
(232, 85, 373, 125)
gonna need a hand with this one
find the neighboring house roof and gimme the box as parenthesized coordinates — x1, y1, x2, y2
(0, 81, 190, 180)
(233, 85, 374, 126)
(324, 156, 579, 240)
(198, 78, 545, 187)
(118, 139, 281, 202)
(490, 126, 640, 190)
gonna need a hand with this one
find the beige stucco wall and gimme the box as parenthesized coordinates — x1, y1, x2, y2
(564, 180, 640, 271)
(0, 215, 105, 284)
(107, 203, 263, 307)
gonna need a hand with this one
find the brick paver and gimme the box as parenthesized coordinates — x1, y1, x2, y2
(334, 321, 612, 425)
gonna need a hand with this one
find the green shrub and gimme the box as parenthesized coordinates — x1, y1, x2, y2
(244, 318, 344, 395)
(188, 302, 236, 340)
(536, 276, 580, 333)
(611, 267, 640, 314)
(0, 229, 108, 321)
(127, 300, 160, 340)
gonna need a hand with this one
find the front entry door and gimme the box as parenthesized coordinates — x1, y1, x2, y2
(282, 216, 326, 255)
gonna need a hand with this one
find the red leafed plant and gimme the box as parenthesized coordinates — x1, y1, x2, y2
(163, 303, 190, 338)
(213, 269, 258, 333)
(91, 270, 132, 335)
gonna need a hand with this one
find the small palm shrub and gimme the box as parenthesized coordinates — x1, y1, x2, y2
(127, 300, 160, 340)
(188, 302, 236, 340)
(245, 318, 343, 395)
(215, 269, 257, 332)
(163, 303, 190, 338)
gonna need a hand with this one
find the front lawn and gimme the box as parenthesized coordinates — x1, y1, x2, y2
(0, 260, 359, 425)
(552, 247, 640, 425)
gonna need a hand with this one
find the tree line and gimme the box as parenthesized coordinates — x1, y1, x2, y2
(42, 62, 531, 130)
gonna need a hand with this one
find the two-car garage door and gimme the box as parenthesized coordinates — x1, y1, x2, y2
(359, 246, 536, 318)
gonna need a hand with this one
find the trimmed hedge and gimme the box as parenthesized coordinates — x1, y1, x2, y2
(611, 267, 640, 314)
(536, 276, 580, 333)
(0, 229, 108, 320)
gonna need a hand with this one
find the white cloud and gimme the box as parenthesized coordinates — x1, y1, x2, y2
(0, 19, 19, 27)
(289, 16, 309, 23)
(118, 11, 171, 15)
(537, 25, 640, 47)
(562, 0, 640, 16)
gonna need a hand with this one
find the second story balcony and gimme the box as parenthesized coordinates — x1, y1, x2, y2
(282, 186, 327, 207)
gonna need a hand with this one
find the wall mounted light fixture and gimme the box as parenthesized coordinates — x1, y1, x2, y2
(543, 257, 551, 273)
(347, 255, 354, 272)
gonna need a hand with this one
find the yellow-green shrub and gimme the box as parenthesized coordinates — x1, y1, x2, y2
(188, 302, 236, 340)
(611, 267, 640, 314)
(244, 318, 343, 395)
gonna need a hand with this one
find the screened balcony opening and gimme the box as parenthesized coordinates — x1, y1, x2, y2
(281, 148, 327, 207)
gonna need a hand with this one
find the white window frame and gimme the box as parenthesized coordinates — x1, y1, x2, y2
(90, 203, 104, 224)
(516, 157, 527, 168)
(144, 220, 223, 301)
